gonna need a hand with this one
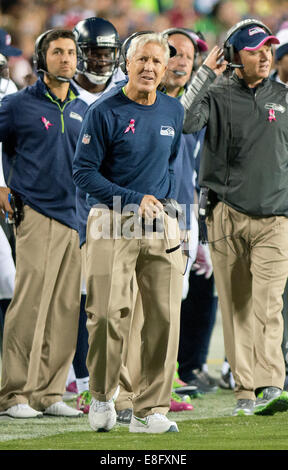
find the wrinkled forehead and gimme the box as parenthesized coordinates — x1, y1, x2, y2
(133, 41, 166, 60)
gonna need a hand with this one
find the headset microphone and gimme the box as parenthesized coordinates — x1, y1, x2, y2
(223, 18, 274, 71)
(38, 68, 71, 82)
(218, 54, 244, 70)
(227, 63, 244, 69)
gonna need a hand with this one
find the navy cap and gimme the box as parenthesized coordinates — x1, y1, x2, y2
(230, 24, 279, 52)
(0, 28, 22, 57)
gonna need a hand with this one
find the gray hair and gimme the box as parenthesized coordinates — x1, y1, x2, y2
(126, 33, 170, 65)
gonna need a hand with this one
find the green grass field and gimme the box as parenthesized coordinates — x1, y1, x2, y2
(1, 389, 288, 451)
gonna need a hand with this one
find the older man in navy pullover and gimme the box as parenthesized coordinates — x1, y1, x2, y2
(73, 32, 184, 434)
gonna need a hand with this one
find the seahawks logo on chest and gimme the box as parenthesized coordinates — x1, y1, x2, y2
(160, 126, 175, 137)
(264, 103, 286, 113)
(69, 111, 83, 122)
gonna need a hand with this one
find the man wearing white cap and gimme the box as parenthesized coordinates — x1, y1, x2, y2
(180, 18, 288, 417)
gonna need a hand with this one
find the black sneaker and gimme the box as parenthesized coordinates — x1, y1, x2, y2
(232, 399, 255, 416)
(116, 408, 133, 425)
(172, 376, 203, 398)
(184, 369, 218, 394)
(254, 387, 288, 415)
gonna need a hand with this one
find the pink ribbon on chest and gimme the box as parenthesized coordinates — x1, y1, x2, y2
(268, 109, 276, 122)
(41, 116, 52, 130)
(124, 119, 135, 134)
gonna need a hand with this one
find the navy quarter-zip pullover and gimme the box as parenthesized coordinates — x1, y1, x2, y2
(0, 78, 87, 230)
(73, 87, 184, 212)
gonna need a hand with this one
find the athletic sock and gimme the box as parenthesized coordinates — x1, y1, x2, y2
(76, 377, 89, 394)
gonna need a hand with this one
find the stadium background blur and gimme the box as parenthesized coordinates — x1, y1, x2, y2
(1, 0, 288, 89)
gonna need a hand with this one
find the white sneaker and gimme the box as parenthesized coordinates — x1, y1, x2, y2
(88, 398, 116, 431)
(0, 404, 43, 418)
(43, 401, 83, 417)
(129, 413, 179, 433)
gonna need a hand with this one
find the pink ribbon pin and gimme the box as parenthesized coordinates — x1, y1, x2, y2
(124, 119, 135, 134)
(41, 116, 52, 130)
(268, 109, 276, 122)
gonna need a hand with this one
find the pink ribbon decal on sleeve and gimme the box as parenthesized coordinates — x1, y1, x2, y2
(124, 119, 135, 134)
(268, 109, 276, 122)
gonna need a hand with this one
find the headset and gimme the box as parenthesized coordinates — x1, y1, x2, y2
(33, 30, 53, 73)
(223, 18, 273, 68)
(162, 27, 203, 72)
(119, 30, 177, 74)
(33, 29, 76, 82)
(120, 30, 155, 74)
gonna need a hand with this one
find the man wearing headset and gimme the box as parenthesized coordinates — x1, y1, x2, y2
(161, 28, 219, 397)
(125, 28, 218, 407)
(73, 32, 184, 434)
(180, 18, 288, 416)
(0, 29, 87, 418)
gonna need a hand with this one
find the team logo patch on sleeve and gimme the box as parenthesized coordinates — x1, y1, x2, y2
(160, 126, 175, 137)
(82, 134, 91, 144)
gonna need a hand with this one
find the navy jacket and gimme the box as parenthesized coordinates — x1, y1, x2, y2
(182, 66, 288, 217)
(0, 78, 87, 230)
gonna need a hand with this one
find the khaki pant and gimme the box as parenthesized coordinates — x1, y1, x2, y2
(82, 243, 135, 412)
(85, 209, 183, 417)
(206, 202, 288, 400)
(0, 206, 82, 411)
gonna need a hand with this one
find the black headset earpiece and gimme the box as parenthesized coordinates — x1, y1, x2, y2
(120, 30, 155, 74)
(33, 29, 77, 82)
(119, 30, 178, 74)
(223, 18, 273, 67)
(162, 27, 201, 72)
(33, 29, 54, 73)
